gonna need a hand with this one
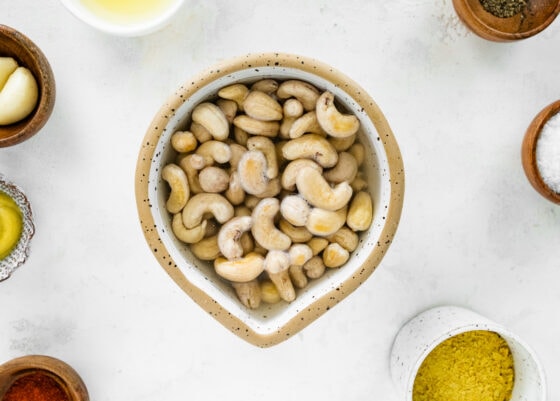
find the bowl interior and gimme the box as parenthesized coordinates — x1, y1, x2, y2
(136, 54, 404, 346)
(58, 0, 185, 37)
(454, 0, 560, 41)
(408, 325, 546, 401)
(0, 25, 55, 147)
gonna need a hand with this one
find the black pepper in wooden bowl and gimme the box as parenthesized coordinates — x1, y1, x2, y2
(479, 0, 527, 18)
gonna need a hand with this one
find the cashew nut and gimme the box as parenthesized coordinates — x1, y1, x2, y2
(162, 163, 190, 214)
(233, 125, 249, 146)
(237, 150, 269, 195)
(296, 167, 353, 211)
(350, 172, 368, 192)
(348, 142, 365, 166)
(243, 90, 283, 121)
(316, 91, 360, 138)
(287, 244, 313, 289)
(196, 140, 231, 165)
(0, 57, 18, 88)
(247, 136, 279, 179)
(228, 143, 247, 171)
(171, 213, 206, 244)
(305, 206, 347, 237)
(216, 98, 238, 124)
(214, 252, 265, 283)
(254, 178, 281, 198)
(281, 134, 338, 168)
(281, 159, 322, 191)
(250, 79, 279, 95)
(190, 121, 213, 143)
(260, 279, 281, 304)
(288, 111, 325, 139)
(190, 235, 221, 261)
(171, 131, 198, 153)
(199, 166, 230, 193)
(225, 171, 246, 205)
(322, 242, 350, 268)
(346, 191, 373, 231)
(0, 63, 39, 125)
(251, 198, 292, 251)
(178, 153, 205, 194)
(330, 134, 356, 152)
(276, 80, 320, 111)
(327, 226, 359, 252)
(264, 250, 294, 302)
(233, 115, 280, 137)
(280, 98, 304, 138)
(232, 280, 261, 309)
(191, 102, 230, 141)
(218, 83, 249, 110)
(217, 216, 253, 260)
(306, 237, 329, 256)
(323, 152, 358, 184)
(303, 255, 326, 279)
(278, 219, 314, 243)
(182, 193, 234, 229)
(280, 195, 311, 226)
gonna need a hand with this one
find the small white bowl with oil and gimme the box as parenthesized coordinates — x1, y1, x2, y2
(59, 0, 185, 37)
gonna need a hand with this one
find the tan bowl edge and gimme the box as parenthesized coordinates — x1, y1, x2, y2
(522, 99, 560, 205)
(135, 52, 405, 347)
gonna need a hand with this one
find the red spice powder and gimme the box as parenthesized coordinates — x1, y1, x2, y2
(2, 371, 70, 401)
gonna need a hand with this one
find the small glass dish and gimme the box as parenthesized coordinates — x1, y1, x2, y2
(0, 174, 35, 281)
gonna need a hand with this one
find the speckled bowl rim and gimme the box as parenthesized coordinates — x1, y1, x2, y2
(0, 175, 35, 281)
(0, 355, 89, 401)
(135, 52, 405, 347)
(452, 0, 560, 41)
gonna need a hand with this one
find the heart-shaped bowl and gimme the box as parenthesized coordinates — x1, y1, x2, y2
(135, 52, 404, 347)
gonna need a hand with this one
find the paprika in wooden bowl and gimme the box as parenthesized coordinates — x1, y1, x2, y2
(0, 355, 89, 401)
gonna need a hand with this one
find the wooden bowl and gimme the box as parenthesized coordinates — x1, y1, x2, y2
(522, 100, 560, 205)
(452, 0, 560, 41)
(0, 355, 89, 401)
(0, 25, 56, 147)
(135, 52, 405, 347)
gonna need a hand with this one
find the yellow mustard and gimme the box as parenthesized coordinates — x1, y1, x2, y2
(0, 191, 23, 259)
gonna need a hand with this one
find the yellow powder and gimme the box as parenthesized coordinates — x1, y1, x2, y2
(413, 330, 514, 401)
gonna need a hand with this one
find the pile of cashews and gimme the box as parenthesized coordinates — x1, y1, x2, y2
(162, 78, 374, 309)
(0, 57, 38, 125)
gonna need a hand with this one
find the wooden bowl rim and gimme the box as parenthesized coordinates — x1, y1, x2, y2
(0, 24, 56, 147)
(0, 355, 89, 401)
(453, 0, 560, 41)
(521, 99, 560, 204)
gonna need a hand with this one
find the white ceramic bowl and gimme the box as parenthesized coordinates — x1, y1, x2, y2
(58, 0, 185, 37)
(390, 306, 546, 401)
(135, 53, 404, 347)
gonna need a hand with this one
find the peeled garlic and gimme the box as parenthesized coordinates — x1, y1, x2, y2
(0, 57, 39, 125)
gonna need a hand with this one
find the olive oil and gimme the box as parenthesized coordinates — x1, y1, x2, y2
(81, 0, 175, 24)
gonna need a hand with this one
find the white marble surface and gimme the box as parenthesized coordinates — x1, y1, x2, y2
(1, 1, 559, 400)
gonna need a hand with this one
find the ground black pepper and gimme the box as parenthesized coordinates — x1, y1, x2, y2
(479, 0, 527, 18)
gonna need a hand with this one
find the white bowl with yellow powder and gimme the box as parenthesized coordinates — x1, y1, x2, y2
(390, 306, 546, 401)
(59, 0, 185, 37)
